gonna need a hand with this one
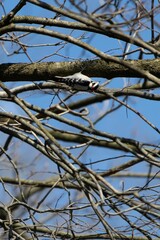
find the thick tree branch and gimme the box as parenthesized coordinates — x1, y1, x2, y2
(0, 59, 160, 81)
(0, 24, 160, 84)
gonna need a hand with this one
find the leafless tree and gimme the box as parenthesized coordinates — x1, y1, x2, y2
(0, 0, 160, 239)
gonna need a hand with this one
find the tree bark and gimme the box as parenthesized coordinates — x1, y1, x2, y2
(0, 59, 160, 81)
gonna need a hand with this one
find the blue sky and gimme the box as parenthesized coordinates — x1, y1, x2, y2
(0, 1, 160, 237)
(1, 0, 160, 175)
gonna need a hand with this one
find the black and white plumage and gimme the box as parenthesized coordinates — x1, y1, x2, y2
(53, 72, 99, 91)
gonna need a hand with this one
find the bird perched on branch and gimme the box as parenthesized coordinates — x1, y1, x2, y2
(52, 72, 99, 91)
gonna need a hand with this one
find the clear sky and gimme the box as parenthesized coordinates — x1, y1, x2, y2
(1, 0, 160, 170)
(0, 1, 160, 237)
(1, 0, 160, 171)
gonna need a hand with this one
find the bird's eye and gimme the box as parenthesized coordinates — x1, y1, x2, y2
(89, 81, 99, 90)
